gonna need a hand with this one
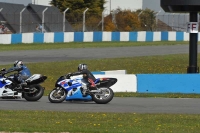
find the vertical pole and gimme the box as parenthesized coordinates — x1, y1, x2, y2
(63, 8, 69, 32)
(110, 0, 111, 14)
(42, 7, 48, 33)
(178, 13, 181, 31)
(168, 13, 170, 31)
(102, 10, 105, 31)
(187, 12, 199, 73)
(138, 11, 143, 21)
(83, 8, 89, 32)
(20, 7, 26, 33)
(156, 10, 161, 31)
(172, 13, 175, 31)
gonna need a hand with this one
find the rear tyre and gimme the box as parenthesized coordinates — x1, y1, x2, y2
(23, 84, 44, 101)
(92, 87, 114, 104)
(48, 88, 67, 103)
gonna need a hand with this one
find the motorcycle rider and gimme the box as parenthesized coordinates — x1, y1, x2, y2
(6, 60, 31, 86)
(68, 63, 97, 95)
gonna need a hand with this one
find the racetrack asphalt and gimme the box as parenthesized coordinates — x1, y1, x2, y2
(1, 97, 200, 114)
(0, 45, 196, 65)
(1, 45, 200, 114)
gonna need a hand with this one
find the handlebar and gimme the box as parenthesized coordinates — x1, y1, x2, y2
(65, 73, 71, 79)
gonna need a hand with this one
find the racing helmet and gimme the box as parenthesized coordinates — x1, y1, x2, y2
(14, 60, 23, 68)
(78, 64, 87, 71)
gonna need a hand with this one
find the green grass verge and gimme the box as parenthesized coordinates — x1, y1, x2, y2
(0, 41, 189, 51)
(0, 110, 200, 133)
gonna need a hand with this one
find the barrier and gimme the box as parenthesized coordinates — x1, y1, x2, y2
(94, 74, 137, 92)
(92, 70, 126, 75)
(91, 72, 200, 93)
(0, 31, 195, 44)
(137, 74, 200, 94)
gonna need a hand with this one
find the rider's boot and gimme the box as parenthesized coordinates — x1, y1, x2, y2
(81, 83, 89, 97)
(80, 87, 88, 97)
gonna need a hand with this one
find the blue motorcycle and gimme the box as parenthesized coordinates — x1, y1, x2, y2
(48, 73, 117, 104)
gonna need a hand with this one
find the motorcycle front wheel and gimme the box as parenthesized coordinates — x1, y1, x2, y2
(48, 88, 67, 103)
(23, 84, 44, 101)
(92, 87, 114, 104)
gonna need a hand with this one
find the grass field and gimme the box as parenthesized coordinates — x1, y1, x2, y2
(0, 41, 189, 51)
(0, 110, 200, 133)
(1, 41, 200, 133)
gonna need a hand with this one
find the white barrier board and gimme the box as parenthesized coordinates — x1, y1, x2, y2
(104, 70, 127, 74)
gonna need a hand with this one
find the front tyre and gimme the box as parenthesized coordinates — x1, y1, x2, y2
(48, 88, 67, 103)
(92, 87, 114, 104)
(23, 84, 44, 101)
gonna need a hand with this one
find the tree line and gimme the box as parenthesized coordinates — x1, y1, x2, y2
(50, 0, 157, 31)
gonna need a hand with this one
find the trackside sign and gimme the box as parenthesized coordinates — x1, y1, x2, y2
(187, 22, 199, 33)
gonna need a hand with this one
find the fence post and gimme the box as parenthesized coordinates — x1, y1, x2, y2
(63, 8, 69, 32)
(168, 13, 170, 31)
(20, 7, 26, 33)
(102, 10, 106, 31)
(83, 8, 89, 32)
(156, 10, 161, 31)
(172, 13, 175, 31)
(138, 11, 143, 21)
(42, 7, 48, 33)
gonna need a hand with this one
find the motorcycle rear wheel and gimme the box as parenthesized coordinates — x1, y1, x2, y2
(23, 84, 44, 101)
(92, 87, 114, 104)
(48, 88, 67, 103)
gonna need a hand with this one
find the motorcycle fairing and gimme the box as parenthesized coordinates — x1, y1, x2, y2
(0, 78, 12, 89)
(0, 80, 6, 88)
(57, 78, 92, 101)
(66, 88, 92, 101)
(0, 78, 22, 98)
(58, 79, 81, 91)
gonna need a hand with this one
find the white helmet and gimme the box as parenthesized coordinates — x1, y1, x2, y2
(14, 60, 23, 68)
(78, 64, 87, 71)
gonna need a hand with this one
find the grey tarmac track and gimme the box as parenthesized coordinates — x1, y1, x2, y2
(0, 45, 196, 65)
(1, 97, 200, 114)
(0, 45, 200, 114)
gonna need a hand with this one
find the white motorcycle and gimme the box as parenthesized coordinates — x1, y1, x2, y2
(0, 69, 47, 101)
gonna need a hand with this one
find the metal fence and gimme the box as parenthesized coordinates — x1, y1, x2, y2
(156, 13, 190, 31)
(0, 11, 197, 34)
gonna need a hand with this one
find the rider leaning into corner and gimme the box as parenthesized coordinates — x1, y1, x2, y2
(68, 63, 97, 95)
(5, 60, 31, 86)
